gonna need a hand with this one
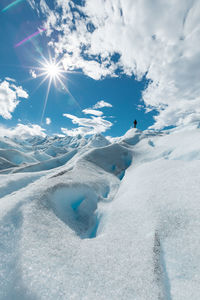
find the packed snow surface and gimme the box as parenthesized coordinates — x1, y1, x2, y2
(0, 126, 200, 299)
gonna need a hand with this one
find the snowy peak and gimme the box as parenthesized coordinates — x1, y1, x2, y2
(88, 133, 110, 148)
(120, 128, 143, 145)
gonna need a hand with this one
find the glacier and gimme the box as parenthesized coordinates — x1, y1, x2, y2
(0, 125, 200, 299)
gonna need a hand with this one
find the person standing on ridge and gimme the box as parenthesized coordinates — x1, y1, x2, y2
(133, 119, 137, 128)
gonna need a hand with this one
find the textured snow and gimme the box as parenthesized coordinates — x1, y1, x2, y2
(0, 125, 200, 299)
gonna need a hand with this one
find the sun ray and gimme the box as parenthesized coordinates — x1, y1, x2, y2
(56, 76, 81, 110)
(30, 75, 49, 96)
(40, 77, 52, 124)
(20, 71, 49, 85)
(29, 54, 82, 123)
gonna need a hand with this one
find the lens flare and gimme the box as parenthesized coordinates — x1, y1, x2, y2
(2, 0, 24, 12)
(14, 28, 46, 48)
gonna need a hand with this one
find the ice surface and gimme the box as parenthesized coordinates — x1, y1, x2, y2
(0, 157, 17, 170)
(12, 149, 78, 173)
(88, 133, 110, 148)
(0, 149, 37, 165)
(0, 125, 200, 299)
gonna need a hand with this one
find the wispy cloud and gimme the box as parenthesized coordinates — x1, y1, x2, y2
(5, 77, 16, 82)
(92, 100, 112, 109)
(30, 0, 200, 129)
(82, 108, 103, 116)
(62, 100, 113, 136)
(0, 79, 28, 119)
(62, 113, 113, 136)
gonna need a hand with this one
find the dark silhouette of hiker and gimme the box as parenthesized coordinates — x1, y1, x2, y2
(133, 119, 137, 128)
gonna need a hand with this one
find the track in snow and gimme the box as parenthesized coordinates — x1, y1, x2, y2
(153, 231, 172, 300)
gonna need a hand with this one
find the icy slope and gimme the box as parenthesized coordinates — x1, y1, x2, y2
(106, 158, 200, 299)
(0, 133, 110, 173)
(0, 125, 200, 299)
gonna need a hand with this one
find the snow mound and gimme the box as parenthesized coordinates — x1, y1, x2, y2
(33, 150, 52, 162)
(84, 143, 132, 179)
(120, 128, 143, 145)
(0, 149, 37, 165)
(88, 133, 110, 148)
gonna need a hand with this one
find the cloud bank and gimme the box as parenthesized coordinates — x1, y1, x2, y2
(0, 124, 46, 138)
(0, 79, 28, 119)
(31, 0, 200, 129)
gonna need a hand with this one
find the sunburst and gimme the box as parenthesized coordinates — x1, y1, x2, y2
(31, 55, 79, 124)
(43, 62, 61, 78)
(39, 58, 64, 81)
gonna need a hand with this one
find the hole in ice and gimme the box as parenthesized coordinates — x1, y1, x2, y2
(111, 165, 116, 171)
(125, 158, 132, 167)
(102, 186, 110, 199)
(47, 185, 100, 239)
(71, 197, 84, 211)
(148, 140, 155, 147)
(118, 170, 125, 180)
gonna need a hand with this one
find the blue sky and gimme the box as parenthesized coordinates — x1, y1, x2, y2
(0, 0, 199, 138)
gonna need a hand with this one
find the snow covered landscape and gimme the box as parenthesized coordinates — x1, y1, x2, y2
(0, 124, 200, 299)
(1, 0, 200, 298)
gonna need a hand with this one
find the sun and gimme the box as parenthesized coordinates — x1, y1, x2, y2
(31, 56, 76, 124)
(39, 58, 64, 80)
(43, 62, 62, 78)
(31, 57, 68, 123)
(30, 54, 80, 125)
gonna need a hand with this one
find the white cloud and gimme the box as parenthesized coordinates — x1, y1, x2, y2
(0, 124, 46, 138)
(136, 104, 145, 111)
(62, 113, 112, 136)
(46, 117, 51, 125)
(32, 0, 200, 129)
(30, 69, 37, 78)
(5, 77, 16, 82)
(82, 108, 103, 116)
(15, 85, 28, 98)
(0, 79, 28, 119)
(61, 126, 91, 136)
(92, 100, 112, 109)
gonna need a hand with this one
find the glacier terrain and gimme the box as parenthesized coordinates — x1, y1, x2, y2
(0, 125, 200, 299)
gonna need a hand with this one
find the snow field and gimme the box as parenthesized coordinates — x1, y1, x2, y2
(0, 126, 200, 299)
(121, 159, 200, 299)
